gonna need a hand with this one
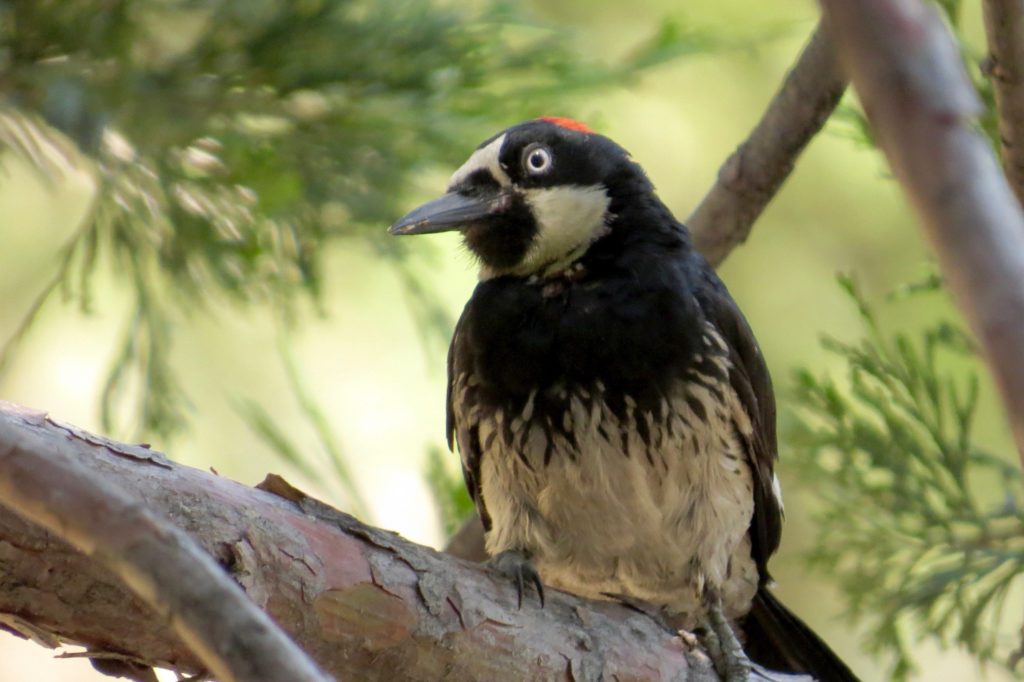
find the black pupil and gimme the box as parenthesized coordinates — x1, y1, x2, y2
(530, 151, 546, 169)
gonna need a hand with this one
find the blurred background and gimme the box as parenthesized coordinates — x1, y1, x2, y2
(0, 0, 1018, 679)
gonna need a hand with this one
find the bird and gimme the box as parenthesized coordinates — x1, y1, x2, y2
(389, 117, 858, 681)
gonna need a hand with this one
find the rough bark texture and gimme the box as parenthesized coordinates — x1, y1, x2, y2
(0, 402, 330, 682)
(687, 23, 847, 266)
(983, 0, 1024, 206)
(0, 400, 810, 681)
(820, 0, 1024, 470)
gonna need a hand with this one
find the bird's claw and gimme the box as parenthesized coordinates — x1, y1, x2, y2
(700, 592, 751, 682)
(489, 549, 545, 608)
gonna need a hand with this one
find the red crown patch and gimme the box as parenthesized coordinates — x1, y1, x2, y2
(537, 116, 594, 134)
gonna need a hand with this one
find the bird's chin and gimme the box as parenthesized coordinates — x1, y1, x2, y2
(461, 222, 496, 254)
(460, 221, 533, 275)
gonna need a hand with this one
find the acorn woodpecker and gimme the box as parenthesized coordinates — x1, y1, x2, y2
(390, 118, 858, 681)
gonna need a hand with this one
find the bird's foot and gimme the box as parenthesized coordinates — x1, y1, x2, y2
(488, 548, 545, 608)
(699, 593, 751, 682)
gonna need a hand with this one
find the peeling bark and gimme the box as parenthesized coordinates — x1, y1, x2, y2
(0, 401, 808, 681)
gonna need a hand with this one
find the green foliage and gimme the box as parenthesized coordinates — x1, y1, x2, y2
(789, 275, 1024, 679)
(0, 0, 716, 439)
(425, 445, 475, 537)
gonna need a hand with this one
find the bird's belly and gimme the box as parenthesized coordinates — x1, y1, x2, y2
(477, 382, 759, 622)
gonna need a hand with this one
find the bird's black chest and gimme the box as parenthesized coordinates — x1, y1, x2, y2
(454, 258, 707, 420)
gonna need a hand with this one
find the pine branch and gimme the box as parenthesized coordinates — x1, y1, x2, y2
(819, 0, 1024, 474)
(982, 0, 1024, 206)
(687, 22, 847, 266)
(0, 400, 810, 682)
(789, 277, 1024, 677)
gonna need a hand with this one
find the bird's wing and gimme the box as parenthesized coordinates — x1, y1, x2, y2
(697, 267, 783, 577)
(447, 314, 492, 532)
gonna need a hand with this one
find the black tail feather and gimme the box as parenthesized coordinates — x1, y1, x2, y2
(742, 586, 860, 682)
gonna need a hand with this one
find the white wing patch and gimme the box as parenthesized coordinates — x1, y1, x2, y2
(771, 472, 784, 513)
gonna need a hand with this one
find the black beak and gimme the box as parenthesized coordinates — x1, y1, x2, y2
(389, 192, 494, 236)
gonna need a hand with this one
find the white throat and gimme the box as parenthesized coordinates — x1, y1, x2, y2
(514, 184, 610, 277)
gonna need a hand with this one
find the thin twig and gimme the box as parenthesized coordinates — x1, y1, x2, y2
(0, 222, 92, 376)
(688, 22, 847, 266)
(982, 0, 1024, 206)
(819, 0, 1024, 473)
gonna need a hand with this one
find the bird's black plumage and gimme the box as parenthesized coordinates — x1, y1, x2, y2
(397, 119, 857, 681)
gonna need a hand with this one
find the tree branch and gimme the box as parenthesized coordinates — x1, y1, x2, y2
(982, 0, 1024, 206)
(819, 0, 1024, 470)
(0, 402, 331, 682)
(0, 401, 808, 681)
(687, 23, 847, 266)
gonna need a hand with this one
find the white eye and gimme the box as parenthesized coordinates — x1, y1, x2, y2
(523, 145, 552, 175)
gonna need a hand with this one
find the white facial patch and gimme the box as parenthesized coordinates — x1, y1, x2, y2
(518, 184, 610, 276)
(447, 134, 511, 189)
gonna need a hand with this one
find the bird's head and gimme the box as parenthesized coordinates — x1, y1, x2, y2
(389, 118, 651, 278)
